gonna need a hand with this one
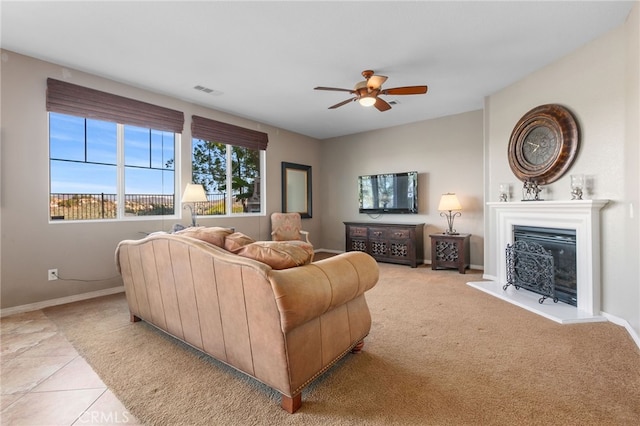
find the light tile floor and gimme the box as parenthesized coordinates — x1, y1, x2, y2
(1, 310, 140, 425)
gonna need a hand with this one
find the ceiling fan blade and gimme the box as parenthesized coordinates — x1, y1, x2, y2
(367, 75, 388, 90)
(381, 86, 428, 95)
(314, 86, 355, 93)
(328, 98, 357, 109)
(374, 97, 392, 112)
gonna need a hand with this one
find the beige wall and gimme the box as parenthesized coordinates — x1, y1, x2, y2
(1, 3, 638, 340)
(484, 4, 639, 335)
(320, 110, 485, 267)
(0, 50, 321, 309)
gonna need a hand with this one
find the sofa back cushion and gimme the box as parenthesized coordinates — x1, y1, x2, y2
(277, 240, 314, 260)
(174, 226, 234, 248)
(236, 241, 313, 270)
(224, 232, 256, 252)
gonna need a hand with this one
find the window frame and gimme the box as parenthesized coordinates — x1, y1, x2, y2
(191, 137, 266, 217)
(48, 112, 181, 222)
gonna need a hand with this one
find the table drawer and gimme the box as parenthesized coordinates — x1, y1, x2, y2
(387, 229, 411, 239)
(368, 228, 387, 239)
(370, 228, 410, 240)
(350, 226, 368, 237)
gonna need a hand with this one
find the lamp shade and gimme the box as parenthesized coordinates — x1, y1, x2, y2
(438, 193, 462, 211)
(181, 183, 208, 203)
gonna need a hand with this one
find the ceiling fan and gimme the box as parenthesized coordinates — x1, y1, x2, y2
(314, 70, 428, 112)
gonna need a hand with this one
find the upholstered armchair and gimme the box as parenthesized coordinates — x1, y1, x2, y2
(270, 212, 311, 244)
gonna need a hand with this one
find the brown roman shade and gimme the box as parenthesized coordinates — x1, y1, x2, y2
(46, 78, 184, 133)
(191, 115, 268, 150)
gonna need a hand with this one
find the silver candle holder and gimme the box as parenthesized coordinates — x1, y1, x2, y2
(499, 183, 509, 202)
(571, 174, 584, 200)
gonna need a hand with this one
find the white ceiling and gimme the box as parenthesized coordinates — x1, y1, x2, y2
(1, 1, 635, 140)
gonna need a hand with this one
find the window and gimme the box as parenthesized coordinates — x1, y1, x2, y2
(191, 116, 268, 216)
(192, 139, 262, 214)
(49, 113, 178, 220)
(46, 79, 184, 221)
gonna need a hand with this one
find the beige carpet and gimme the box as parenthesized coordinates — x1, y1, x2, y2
(43, 260, 640, 425)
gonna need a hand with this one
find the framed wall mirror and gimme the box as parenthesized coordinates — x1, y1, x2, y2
(281, 162, 312, 218)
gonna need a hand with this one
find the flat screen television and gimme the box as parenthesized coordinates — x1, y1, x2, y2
(358, 171, 418, 214)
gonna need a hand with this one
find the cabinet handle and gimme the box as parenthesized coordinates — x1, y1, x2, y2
(374, 231, 382, 236)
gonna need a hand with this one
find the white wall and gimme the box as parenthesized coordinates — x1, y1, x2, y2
(625, 0, 640, 339)
(0, 50, 322, 309)
(484, 4, 639, 335)
(320, 110, 485, 267)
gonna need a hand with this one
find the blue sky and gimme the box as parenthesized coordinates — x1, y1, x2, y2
(50, 113, 175, 195)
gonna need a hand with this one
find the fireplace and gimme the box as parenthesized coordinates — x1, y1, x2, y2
(510, 225, 577, 306)
(468, 200, 608, 324)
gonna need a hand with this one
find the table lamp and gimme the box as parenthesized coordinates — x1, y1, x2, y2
(181, 183, 208, 227)
(438, 193, 462, 235)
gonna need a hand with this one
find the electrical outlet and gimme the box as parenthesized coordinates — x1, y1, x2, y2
(48, 269, 58, 281)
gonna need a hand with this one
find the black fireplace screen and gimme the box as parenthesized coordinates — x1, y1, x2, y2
(504, 226, 577, 306)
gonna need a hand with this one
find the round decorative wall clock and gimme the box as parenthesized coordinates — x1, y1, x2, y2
(507, 104, 580, 185)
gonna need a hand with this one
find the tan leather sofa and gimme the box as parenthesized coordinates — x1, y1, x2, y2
(115, 233, 379, 413)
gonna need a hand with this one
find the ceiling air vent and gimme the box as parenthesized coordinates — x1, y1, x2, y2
(193, 85, 224, 96)
(193, 85, 214, 94)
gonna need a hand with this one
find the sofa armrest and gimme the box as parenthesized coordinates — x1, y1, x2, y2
(269, 251, 378, 333)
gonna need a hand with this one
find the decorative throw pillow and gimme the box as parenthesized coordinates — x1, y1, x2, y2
(224, 232, 256, 252)
(175, 226, 234, 248)
(278, 239, 315, 261)
(236, 241, 313, 270)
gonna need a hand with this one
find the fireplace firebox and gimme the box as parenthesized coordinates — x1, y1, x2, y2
(507, 226, 577, 306)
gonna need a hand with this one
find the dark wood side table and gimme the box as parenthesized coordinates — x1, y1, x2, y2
(429, 233, 471, 274)
(344, 222, 424, 268)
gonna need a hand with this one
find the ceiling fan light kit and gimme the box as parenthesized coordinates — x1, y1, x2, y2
(359, 97, 376, 107)
(315, 69, 428, 112)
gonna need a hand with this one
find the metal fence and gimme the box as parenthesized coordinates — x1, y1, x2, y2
(50, 193, 227, 220)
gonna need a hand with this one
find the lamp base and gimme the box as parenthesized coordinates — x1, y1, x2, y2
(440, 210, 461, 238)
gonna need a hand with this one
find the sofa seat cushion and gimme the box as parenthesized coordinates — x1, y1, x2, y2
(174, 226, 234, 248)
(236, 241, 313, 270)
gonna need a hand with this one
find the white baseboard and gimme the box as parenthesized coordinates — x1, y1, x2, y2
(601, 311, 640, 350)
(0, 286, 125, 318)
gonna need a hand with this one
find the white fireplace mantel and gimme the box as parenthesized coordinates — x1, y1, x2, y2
(469, 200, 609, 324)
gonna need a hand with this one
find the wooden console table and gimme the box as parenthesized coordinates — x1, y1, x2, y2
(429, 233, 471, 274)
(344, 222, 424, 268)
